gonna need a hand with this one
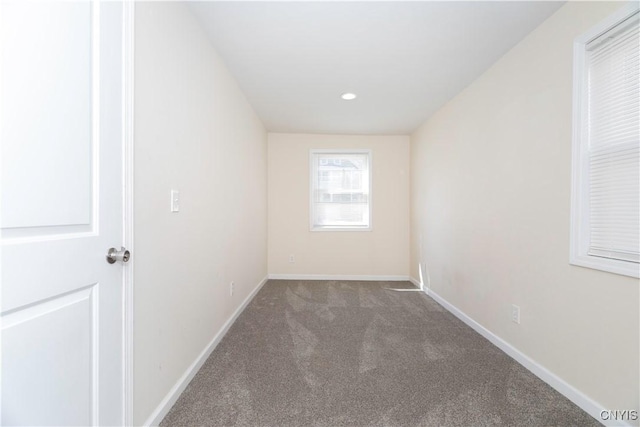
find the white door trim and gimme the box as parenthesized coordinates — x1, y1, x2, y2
(122, 2, 135, 426)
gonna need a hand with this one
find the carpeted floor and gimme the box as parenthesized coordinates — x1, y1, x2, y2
(160, 280, 599, 426)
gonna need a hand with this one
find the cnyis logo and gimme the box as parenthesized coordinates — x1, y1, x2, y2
(600, 410, 639, 421)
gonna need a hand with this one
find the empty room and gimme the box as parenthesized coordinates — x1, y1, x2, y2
(1, 0, 638, 426)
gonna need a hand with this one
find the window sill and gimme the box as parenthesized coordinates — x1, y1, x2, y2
(310, 225, 372, 232)
(570, 254, 640, 279)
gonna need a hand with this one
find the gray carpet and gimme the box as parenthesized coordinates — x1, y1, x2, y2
(160, 280, 599, 426)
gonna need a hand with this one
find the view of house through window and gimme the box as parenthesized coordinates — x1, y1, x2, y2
(310, 150, 371, 230)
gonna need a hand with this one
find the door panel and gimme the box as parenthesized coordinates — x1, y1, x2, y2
(2, 287, 96, 426)
(1, 1, 94, 230)
(1, 1, 125, 425)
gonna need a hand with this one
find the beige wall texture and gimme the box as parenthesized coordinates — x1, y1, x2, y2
(268, 133, 410, 277)
(410, 1, 639, 418)
(134, 3, 267, 424)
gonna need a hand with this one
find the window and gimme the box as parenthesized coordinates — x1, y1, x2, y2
(310, 150, 371, 231)
(571, 6, 640, 278)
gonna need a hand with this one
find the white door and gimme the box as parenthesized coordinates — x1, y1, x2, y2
(1, 1, 127, 425)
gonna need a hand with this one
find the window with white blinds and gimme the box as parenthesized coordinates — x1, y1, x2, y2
(310, 150, 371, 230)
(571, 7, 640, 278)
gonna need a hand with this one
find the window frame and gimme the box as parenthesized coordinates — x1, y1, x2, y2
(309, 148, 373, 232)
(570, 3, 640, 279)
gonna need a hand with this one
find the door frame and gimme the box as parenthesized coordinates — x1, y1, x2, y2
(123, 2, 135, 426)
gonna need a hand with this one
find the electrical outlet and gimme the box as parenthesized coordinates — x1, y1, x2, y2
(511, 304, 521, 324)
(230, 282, 234, 296)
(289, 254, 295, 263)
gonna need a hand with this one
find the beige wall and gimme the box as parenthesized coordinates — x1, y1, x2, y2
(134, 3, 267, 424)
(269, 133, 410, 277)
(410, 1, 639, 417)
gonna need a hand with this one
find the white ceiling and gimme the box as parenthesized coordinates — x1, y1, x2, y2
(189, 1, 565, 135)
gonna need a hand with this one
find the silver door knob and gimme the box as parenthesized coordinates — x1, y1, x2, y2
(106, 247, 130, 264)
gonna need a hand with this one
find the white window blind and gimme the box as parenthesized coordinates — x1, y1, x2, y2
(585, 13, 640, 263)
(310, 151, 371, 230)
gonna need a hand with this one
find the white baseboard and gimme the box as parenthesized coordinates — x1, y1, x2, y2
(409, 276, 422, 289)
(143, 275, 269, 427)
(411, 277, 628, 427)
(144, 274, 631, 427)
(267, 274, 411, 281)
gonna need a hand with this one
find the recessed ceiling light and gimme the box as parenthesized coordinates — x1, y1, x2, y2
(341, 93, 357, 101)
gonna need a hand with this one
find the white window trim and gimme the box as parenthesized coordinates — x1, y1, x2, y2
(309, 149, 373, 232)
(570, 3, 640, 279)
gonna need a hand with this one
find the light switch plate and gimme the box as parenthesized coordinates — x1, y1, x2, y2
(171, 190, 180, 213)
